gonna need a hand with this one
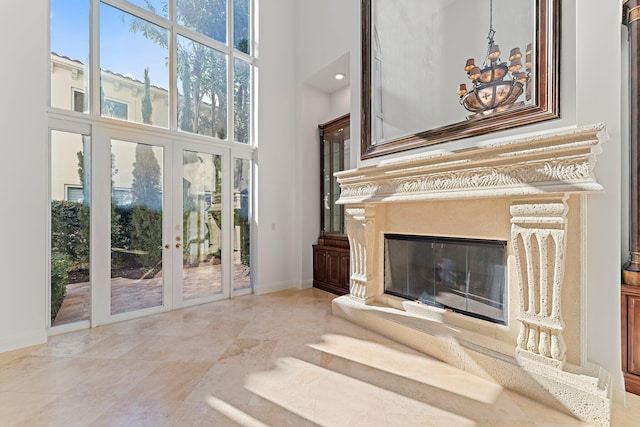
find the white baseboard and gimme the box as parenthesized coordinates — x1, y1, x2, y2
(255, 280, 296, 295)
(0, 329, 47, 354)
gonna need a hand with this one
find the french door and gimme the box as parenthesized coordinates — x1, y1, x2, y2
(50, 123, 252, 330)
(170, 143, 230, 308)
(90, 127, 244, 326)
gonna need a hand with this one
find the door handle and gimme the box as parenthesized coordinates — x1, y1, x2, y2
(176, 243, 182, 249)
(164, 244, 171, 249)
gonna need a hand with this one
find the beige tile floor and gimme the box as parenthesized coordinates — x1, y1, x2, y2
(2, 288, 639, 426)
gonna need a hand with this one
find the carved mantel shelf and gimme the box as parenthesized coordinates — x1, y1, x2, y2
(335, 123, 606, 205)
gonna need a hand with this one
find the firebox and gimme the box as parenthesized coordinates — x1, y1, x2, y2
(384, 234, 507, 324)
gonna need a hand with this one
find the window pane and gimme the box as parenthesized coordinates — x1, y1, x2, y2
(126, 0, 168, 18)
(234, 0, 250, 54)
(100, 3, 170, 127)
(111, 140, 164, 315)
(177, 35, 228, 138)
(233, 58, 251, 144)
(233, 158, 251, 291)
(177, 0, 227, 44)
(50, 0, 90, 112)
(51, 131, 90, 327)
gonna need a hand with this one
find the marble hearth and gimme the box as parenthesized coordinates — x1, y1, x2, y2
(332, 124, 612, 426)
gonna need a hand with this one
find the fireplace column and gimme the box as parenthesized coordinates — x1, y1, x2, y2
(345, 206, 377, 303)
(511, 196, 569, 368)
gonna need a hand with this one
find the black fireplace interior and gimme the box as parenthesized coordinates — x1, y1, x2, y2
(384, 234, 507, 324)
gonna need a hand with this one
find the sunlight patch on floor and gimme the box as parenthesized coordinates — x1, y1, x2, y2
(205, 395, 270, 427)
(308, 333, 503, 404)
(244, 357, 477, 427)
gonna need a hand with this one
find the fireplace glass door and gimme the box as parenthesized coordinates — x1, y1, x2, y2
(384, 234, 507, 324)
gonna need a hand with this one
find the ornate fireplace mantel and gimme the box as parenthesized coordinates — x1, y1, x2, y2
(337, 123, 605, 204)
(333, 123, 611, 426)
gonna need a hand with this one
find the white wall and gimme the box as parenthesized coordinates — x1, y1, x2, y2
(330, 87, 351, 119)
(0, 3, 49, 351)
(254, 0, 298, 294)
(293, 0, 360, 289)
(294, 0, 625, 397)
(574, 0, 624, 396)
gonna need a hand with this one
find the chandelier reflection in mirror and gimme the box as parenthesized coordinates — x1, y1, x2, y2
(457, 0, 532, 119)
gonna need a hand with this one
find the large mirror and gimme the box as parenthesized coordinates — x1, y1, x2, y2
(361, 0, 559, 159)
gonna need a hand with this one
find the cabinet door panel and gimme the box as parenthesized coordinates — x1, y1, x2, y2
(629, 296, 640, 375)
(327, 251, 341, 285)
(314, 249, 327, 283)
(340, 253, 350, 290)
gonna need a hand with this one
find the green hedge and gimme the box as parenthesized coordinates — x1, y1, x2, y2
(50, 253, 70, 322)
(51, 200, 89, 268)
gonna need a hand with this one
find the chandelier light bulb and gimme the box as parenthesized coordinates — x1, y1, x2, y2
(509, 47, 522, 61)
(464, 58, 476, 72)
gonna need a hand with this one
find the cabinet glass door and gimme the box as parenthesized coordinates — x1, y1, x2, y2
(320, 115, 350, 236)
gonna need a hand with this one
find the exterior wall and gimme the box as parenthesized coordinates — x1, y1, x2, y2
(50, 55, 170, 127)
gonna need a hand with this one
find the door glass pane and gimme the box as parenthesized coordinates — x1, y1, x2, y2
(177, 35, 228, 139)
(234, 158, 251, 290)
(182, 150, 223, 301)
(111, 140, 164, 315)
(100, 3, 170, 127)
(51, 131, 91, 326)
(177, 0, 227, 44)
(234, 0, 250, 54)
(234, 58, 251, 144)
(50, 0, 90, 112)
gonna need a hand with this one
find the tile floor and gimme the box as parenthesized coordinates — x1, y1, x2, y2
(2, 288, 639, 426)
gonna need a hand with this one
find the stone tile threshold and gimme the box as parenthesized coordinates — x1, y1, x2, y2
(0, 288, 638, 426)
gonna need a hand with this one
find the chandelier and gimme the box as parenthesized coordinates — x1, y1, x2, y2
(457, 0, 531, 118)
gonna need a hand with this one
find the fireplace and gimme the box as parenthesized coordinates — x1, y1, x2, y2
(384, 234, 507, 324)
(331, 124, 612, 426)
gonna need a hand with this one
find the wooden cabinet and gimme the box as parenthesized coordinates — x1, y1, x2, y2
(622, 285, 640, 394)
(313, 114, 351, 295)
(313, 238, 350, 295)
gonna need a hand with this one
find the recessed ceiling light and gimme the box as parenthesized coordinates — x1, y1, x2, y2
(334, 73, 345, 80)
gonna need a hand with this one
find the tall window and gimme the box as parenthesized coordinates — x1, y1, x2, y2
(49, 0, 255, 328)
(50, 0, 254, 143)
